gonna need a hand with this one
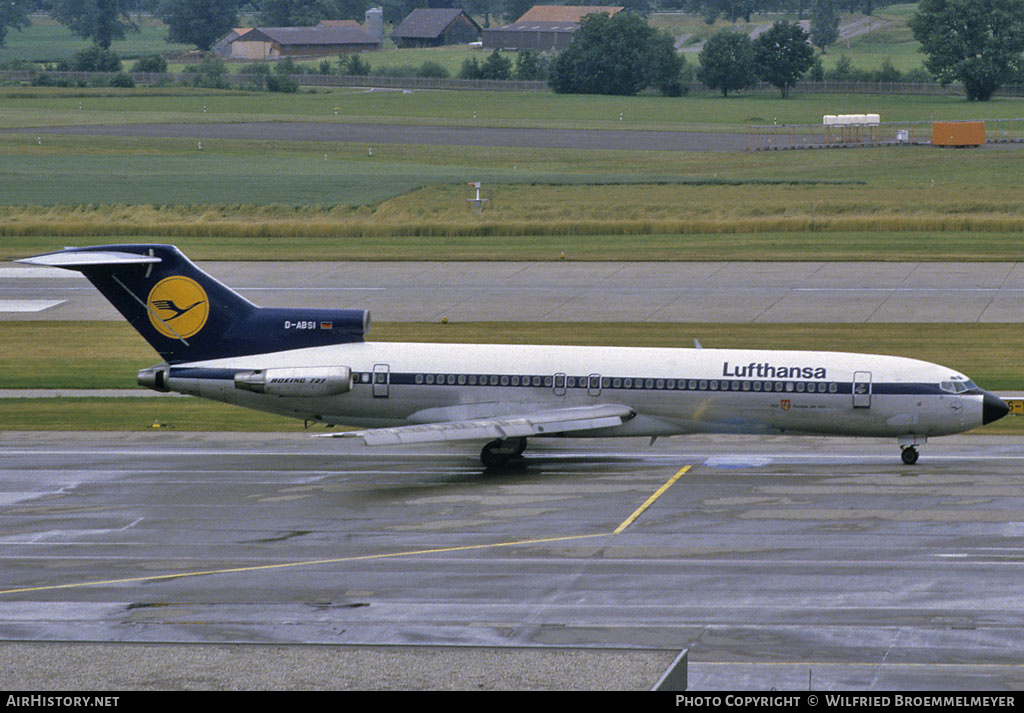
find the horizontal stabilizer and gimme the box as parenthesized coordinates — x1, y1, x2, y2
(318, 404, 635, 445)
(18, 251, 162, 268)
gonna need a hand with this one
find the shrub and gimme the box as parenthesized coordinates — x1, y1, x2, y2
(416, 61, 449, 79)
(61, 46, 122, 73)
(132, 55, 167, 73)
(339, 54, 371, 75)
(183, 55, 229, 89)
(108, 72, 135, 88)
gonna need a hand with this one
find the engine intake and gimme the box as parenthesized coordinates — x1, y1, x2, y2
(138, 365, 170, 393)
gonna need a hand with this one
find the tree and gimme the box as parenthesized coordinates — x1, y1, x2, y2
(909, 0, 1024, 101)
(479, 50, 512, 80)
(158, 0, 239, 52)
(514, 50, 548, 81)
(0, 0, 31, 48)
(809, 0, 840, 52)
(259, 0, 370, 25)
(697, 28, 756, 97)
(549, 12, 683, 96)
(50, 0, 136, 49)
(752, 20, 814, 97)
(500, 0, 534, 23)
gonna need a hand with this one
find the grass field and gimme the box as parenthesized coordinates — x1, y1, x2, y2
(5, 86, 1024, 131)
(0, 15, 191, 64)
(1, 122, 1023, 262)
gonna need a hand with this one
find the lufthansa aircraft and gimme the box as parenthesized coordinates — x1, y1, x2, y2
(20, 244, 1009, 467)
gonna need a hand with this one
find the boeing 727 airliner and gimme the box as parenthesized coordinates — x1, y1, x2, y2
(20, 244, 1009, 467)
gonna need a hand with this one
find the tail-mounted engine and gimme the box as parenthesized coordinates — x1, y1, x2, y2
(234, 366, 352, 397)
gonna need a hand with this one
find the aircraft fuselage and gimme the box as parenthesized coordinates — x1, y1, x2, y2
(148, 341, 995, 441)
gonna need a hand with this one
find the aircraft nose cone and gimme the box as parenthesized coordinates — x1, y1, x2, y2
(983, 392, 1010, 425)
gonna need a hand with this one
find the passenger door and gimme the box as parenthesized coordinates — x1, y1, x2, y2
(852, 371, 872, 408)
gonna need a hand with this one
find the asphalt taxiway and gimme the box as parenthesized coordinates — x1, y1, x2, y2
(3, 431, 1024, 689)
(18, 121, 750, 153)
(6, 260, 1024, 323)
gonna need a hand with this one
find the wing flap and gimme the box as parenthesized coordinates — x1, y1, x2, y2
(318, 404, 634, 446)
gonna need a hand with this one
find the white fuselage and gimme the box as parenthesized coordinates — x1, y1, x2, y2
(157, 341, 987, 440)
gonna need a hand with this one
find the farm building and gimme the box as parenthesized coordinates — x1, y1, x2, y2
(482, 5, 623, 51)
(229, 24, 381, 59)
(390, 8, 482, 48)
(213, 28, 251, 57)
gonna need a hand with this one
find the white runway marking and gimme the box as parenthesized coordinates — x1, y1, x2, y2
(705, 456, 772, 468)
(0, 300, 65, 312)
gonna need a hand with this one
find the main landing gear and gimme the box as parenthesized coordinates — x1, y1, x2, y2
(480, 437, 527, 469)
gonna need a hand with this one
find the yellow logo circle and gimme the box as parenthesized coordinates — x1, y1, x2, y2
(147, 276, 209, 339)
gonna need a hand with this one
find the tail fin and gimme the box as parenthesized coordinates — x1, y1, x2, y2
(19, 244, 370, 363)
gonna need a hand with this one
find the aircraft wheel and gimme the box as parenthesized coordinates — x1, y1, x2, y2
(512, 437, 527, 455)
(900, 446, 919, 465)
(480, 440, 512, 469)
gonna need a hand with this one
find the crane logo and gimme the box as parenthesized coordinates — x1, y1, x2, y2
(147, 276, 209, 339)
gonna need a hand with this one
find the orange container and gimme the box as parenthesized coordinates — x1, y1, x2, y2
(932, 121, 985, 146)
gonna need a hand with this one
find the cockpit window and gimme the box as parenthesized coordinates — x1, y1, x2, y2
(940, 378, 975, 394)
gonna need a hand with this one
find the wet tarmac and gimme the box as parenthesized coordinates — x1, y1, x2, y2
(3, 431, 1024, 689)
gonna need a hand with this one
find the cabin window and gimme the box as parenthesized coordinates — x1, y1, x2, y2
(753, 381, 762, 391)
(828, 383, 838, 393)
(457, 375, 466, 385)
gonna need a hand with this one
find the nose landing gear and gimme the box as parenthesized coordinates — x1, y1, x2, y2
(900, 445, 919, 465)
(899, 436, 925, 465)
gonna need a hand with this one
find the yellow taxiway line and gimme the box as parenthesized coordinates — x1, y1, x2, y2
(0, 464, 694, 596)
(613, 465, 691, 534)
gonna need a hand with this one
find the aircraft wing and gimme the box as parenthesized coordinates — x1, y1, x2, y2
(317, 404, 635, 446)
